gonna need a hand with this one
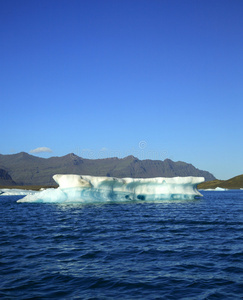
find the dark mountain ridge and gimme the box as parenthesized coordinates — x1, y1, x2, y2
(0, 168, 16, 186)
(0, 152, 216, 186)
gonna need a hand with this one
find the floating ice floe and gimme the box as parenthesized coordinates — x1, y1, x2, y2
(204, 187, 228, 191)
(17, 174, 204, 203)
(0, 189, 38, 196)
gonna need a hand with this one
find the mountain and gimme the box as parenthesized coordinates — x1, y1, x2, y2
(0, 168, 16, 186)
(198, 174, 243, 190)
(0, 152, 216, 186)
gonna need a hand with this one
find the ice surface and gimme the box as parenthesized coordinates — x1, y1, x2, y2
(17, 174, 204, 203)
(0, 189, 38, 196)
(204, 187, 228, 191)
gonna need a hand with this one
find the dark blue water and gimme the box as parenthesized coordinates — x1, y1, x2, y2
(1, 191, 243, 299)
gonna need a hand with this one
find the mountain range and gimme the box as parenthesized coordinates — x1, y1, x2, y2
(0, 168, 16, 186)
(0, 152, 216, 187)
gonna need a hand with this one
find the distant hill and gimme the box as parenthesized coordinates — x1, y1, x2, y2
(198, 174, 243, 190)
(0, 152, 216, 186)
(0, 168, 16, 186)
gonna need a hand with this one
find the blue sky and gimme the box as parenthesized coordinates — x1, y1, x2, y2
(1, 0, 242, 180)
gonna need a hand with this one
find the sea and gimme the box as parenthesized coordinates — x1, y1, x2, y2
(1, 190, 243, 299)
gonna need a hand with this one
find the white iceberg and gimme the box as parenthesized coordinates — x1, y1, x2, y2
(17, 174, 204, 203)
(204, 187, 228, 191)
(0, 188, 38, 196)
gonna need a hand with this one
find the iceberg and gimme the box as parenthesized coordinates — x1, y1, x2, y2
(17, 174, 204, 203)
(0, 188, 38, 196)
(204, 187, 228, 191)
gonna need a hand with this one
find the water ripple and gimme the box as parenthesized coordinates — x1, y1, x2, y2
(0, 191, 243, 299)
